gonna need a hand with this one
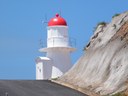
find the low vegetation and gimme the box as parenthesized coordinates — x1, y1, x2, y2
(111, 92, 126, 96)
(112, 13, 120, 18)
(93, 21, 107, 32)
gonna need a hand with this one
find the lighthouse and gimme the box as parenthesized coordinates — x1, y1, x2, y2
(36, 14, 75, 80)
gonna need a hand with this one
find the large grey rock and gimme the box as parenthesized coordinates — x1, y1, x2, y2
(60, 11, 128, 95)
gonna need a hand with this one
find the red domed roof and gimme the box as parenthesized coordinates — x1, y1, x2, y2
(48, 14, 67, 26)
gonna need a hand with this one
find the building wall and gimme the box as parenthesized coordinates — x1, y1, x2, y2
(36, 57, 52, 80)
(47, 26, 69, 47)
(36, 26, 74, 79)
(47, 49, 72, 78)
(36, 62, 43, 79)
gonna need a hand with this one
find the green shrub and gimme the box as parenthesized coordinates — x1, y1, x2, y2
(111, 92, 126, 96)
(51, 77, 59, 80)
(93, 21, 106, 32)
(97, 22, 107, 26)
(112, 14, 120, 18)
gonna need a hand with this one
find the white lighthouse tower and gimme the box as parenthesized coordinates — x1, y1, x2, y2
(36, 14, 75, 80)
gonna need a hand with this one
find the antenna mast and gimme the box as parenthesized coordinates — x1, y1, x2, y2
(59, 9, 62, 16)
(42, 13, 48, 24)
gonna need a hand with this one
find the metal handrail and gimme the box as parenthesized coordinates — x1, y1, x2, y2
(39, 37, 76, 48)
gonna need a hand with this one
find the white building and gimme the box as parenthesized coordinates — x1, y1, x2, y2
(36, 14, 76, 80)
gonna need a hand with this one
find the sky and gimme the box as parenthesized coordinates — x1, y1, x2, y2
(0, 0, 128, 79)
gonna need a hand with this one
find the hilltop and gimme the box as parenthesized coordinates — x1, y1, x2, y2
(57, 11, 128, 96)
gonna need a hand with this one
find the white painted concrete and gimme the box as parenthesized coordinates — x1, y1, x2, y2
(47, 26, 69, 47)
(46, 48, 72, 78)
(36, 25, 75, 80)
(36, 57, 52, 80)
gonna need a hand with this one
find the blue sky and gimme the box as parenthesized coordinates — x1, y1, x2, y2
(0, 0, 128, 79)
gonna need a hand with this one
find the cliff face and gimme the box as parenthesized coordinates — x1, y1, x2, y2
(59, 12, 128, 95)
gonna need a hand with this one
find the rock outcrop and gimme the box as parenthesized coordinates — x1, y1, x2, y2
(59, 11, 128, 95)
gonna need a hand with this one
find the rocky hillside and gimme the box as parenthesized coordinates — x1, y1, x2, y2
(58, 11, 128, 95)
